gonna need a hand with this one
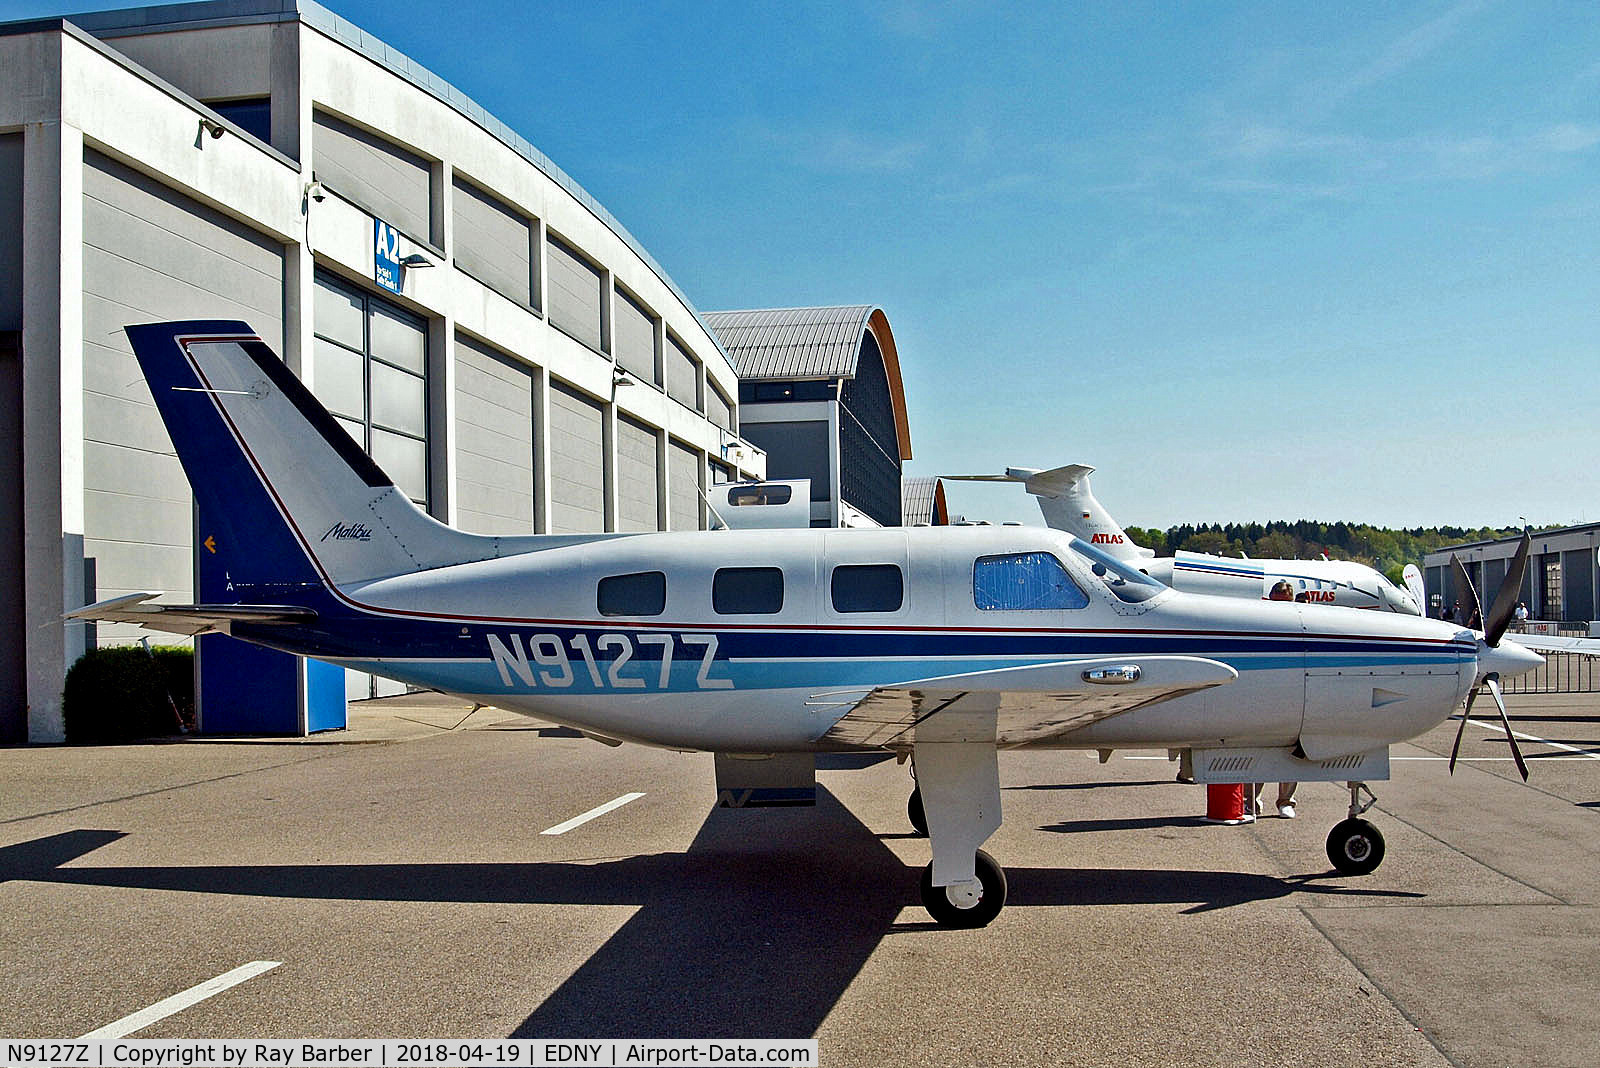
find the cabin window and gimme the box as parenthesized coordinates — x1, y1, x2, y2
(831, 564, 904, 613)
(973, 552, 1088, 611)
(713, 567, 785, 614)
(597, 571, 667, 617)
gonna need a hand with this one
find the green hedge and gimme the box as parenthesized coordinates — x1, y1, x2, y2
(63, 645, 195, 743)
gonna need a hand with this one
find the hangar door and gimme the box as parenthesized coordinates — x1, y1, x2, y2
(548, 380, 605, 533)
(616, 414, 660, 532)
(454, 334, 536, 535)
(82, 150, 285, 644)
(668, 440, 702, 531)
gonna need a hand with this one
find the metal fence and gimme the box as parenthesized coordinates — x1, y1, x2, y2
(1500, 624, 1600, 694)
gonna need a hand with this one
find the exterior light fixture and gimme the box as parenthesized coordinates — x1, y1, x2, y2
(399, 253, 433, 268)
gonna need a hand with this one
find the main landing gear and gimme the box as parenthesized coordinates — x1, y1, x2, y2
(920, 848, 1007, 928)
(908, 741, 1007, 928)
(1326, 781, 1386, 876)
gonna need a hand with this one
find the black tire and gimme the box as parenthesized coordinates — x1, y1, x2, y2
(907, 787, 928, 837)
(1326, 818, 1386, 875)
(920, 848, 1007, 928)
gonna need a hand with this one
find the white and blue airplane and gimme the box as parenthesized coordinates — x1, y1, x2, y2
(947, 464, 1423, 612)
(71, 323, 1543, 927)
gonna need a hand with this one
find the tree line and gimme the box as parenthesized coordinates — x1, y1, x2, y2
(1120, 520, 1527, 584)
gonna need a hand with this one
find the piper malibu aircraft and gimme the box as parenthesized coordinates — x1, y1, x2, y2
(71, 324, 1543, 927)
(947, 465, 1422, 612)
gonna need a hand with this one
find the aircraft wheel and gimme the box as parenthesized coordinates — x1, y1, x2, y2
(920, 848, 1007, 928)
(907, 787, 928, 837)
(1326, 818, 1386, 875)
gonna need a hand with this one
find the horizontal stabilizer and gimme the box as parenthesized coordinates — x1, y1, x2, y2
(813, 655, 1237, 748)
(66, 593, 317, 636)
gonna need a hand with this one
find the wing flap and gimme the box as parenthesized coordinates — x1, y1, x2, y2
(66, 593, 316, 636)
(814, 655, 1238, 748)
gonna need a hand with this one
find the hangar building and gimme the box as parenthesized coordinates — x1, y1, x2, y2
(900, 476, 950, 526)
(704, 306, 911, 528)
(1426, 525, 1600, 624)
(0, 0, 766, 743)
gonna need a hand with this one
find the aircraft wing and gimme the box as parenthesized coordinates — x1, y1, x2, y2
(66, 593, 317, 636)
(812, 655, 1237, 749)
(1507, 632, 1600, 657)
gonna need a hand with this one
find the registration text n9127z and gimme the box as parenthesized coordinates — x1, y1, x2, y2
(487, 631, 734, 690)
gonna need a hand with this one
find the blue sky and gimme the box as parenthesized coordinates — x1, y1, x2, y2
(12, 0, 1600, 528)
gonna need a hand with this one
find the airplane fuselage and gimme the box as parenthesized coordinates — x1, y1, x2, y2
(229, 525, 1476, 755)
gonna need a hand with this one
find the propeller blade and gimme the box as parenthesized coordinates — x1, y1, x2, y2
(1486, 675, 1529, 781)
(1449, 684, 1480, 774)
(1484, 531, 1533, 648)
(1450, 554, 1482, 630)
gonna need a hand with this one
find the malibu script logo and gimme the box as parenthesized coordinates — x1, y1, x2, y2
(321, 521, 373, 543)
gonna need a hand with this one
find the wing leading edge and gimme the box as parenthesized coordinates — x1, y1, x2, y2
(813, 655, 1238, 749)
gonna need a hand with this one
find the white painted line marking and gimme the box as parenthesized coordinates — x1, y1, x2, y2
(541, 792, 646, 835)
(1461, 717, 1600, 762)
(78, 961, 281, 1039)
(1393, 755, 1596, 762)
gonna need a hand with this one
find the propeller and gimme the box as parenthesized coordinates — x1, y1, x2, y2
(1447, 531, 1533, 780)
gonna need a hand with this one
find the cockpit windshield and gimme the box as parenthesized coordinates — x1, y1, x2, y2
(1066, 539, 1167, 603)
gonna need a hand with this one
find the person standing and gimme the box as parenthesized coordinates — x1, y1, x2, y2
(1257, 578, 1298, 818)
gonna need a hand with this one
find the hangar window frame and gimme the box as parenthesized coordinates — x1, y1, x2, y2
(312, 271, 432, 509)
(544, 229, 609, 356)
(1543, 556, 1563, 619)
(450, 169, 541, 315)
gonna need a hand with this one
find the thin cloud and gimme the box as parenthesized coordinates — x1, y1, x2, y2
(1302, 0, 1494, 121)
(747, 121, 927, 175)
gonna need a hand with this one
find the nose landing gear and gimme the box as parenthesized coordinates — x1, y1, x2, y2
(1326, 781, 1386, 875)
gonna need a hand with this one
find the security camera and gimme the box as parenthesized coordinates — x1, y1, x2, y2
(307, 180, 325, 203)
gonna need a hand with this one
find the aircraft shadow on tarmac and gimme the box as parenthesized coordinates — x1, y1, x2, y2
(0, 795, 1420, 1039)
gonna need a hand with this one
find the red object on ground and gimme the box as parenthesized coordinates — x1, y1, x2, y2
(1205, 782, 1247, 822)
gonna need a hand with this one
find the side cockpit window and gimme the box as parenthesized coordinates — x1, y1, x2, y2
(597, 571, 667, 617)
(973, 552, 1089, 611)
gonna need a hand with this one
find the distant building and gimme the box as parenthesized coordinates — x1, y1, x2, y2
(705, 306, 911, 528)
(1424, 525, 1600, 622)
(0, 0, 765, 742)
(901, 476, 950, 526)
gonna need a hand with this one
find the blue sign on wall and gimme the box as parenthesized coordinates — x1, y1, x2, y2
(374, 219, 403, 294)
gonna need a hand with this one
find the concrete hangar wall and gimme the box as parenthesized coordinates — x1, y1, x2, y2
(1425, 524, 1600, 624)
(0, 0, 766, 743)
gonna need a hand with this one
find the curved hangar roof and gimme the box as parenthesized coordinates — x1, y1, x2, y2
(703, 305, 912, 461)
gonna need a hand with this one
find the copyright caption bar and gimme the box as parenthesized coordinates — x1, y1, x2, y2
(0, 1039, 819, 1067)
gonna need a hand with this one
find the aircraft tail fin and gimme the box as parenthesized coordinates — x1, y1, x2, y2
(1019, 465, 1153, 562)
(1402, 564, 1427, 617)
(124, 322, 530, 600)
